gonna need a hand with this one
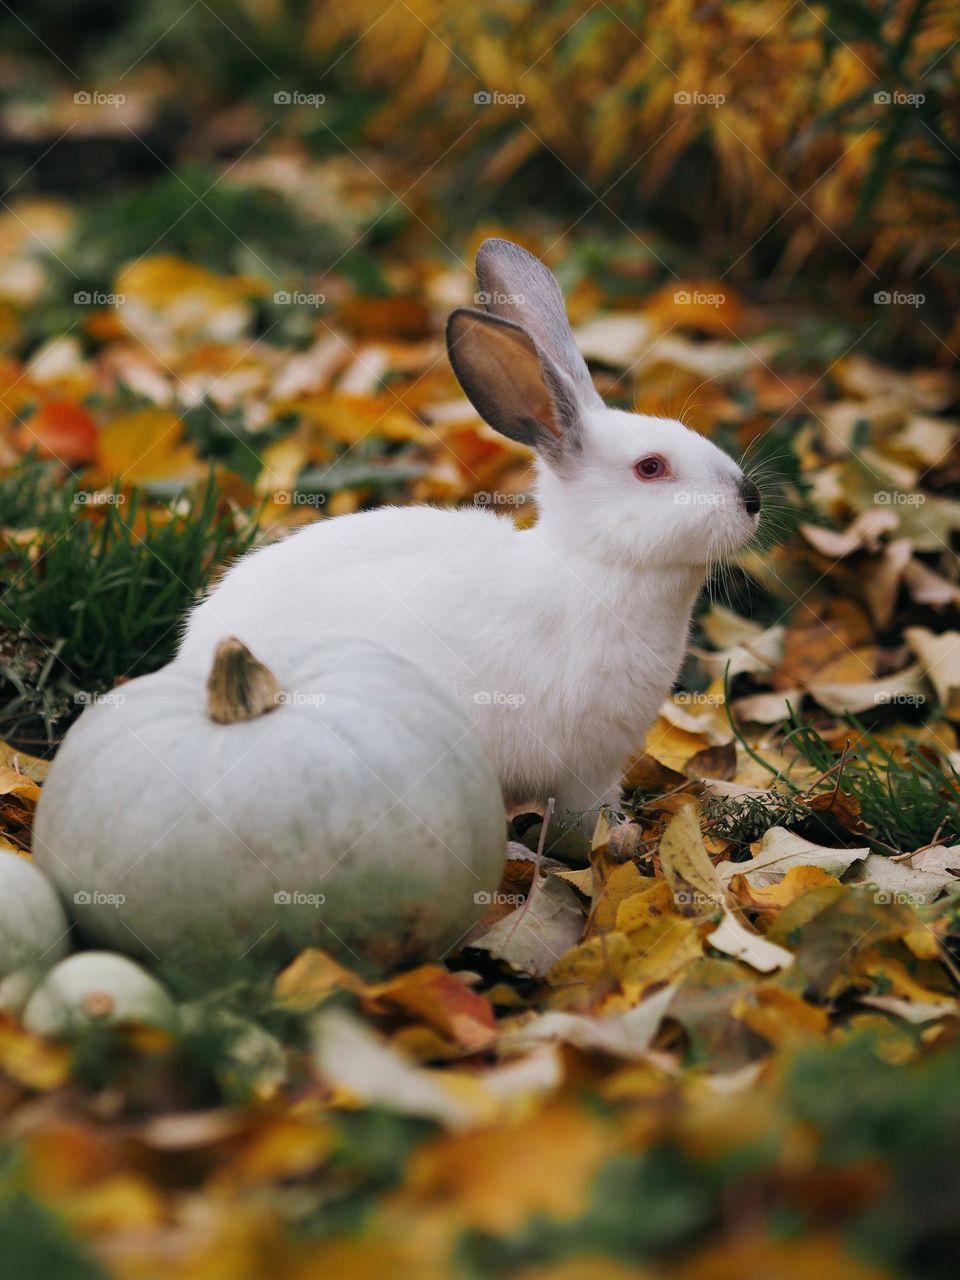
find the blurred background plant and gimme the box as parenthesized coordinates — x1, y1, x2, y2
(2, 0, 958, 357)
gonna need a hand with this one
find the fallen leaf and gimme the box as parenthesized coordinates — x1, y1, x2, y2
(717, 828, 869, 886)
(499, 983, 677, 1060)
(800, 509, 899, 558)
(16, 400, 98, 464)
(859, 995, 958, 1023)
(368, 966, 497, 1052)
(312, 1010, 493, 1131)
(684, 742, 737, 781)
(905, 627, 960, 716)
(706, 912, 794, 973)
(399, 1102, 611, 1232)
(470, 874, 585, 977)
(851, 853, 959, 905)
(657, 802, 726, 914)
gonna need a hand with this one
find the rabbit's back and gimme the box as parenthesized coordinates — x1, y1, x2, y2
(179, 503, 522, 673)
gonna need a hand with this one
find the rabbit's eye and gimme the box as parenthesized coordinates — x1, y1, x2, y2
(634, 455, 668, 481)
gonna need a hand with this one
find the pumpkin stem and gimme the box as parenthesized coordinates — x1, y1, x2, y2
(82, 991, 115, 1020)
(206, 637, 284, 724)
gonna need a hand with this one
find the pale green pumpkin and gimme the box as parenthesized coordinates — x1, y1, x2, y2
(34, 637, 505, 969)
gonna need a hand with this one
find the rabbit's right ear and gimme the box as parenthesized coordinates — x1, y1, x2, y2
(475, 239, 602, 413)
(446, 308, 584, 458)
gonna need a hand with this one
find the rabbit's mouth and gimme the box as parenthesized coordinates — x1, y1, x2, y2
(701, 507, 762, 567)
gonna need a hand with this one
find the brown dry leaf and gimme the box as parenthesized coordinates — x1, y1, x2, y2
(498, 982, 677, 1061)
(807, 665, 927, 716)
(547, 920, 701, 1014)
(902, 557, 960, 609)
(803, 787, 866, 835)
(861, 538, 913, 627)
(684, 742, 737, 781)
(659, 693, 732, 745)
(859, 995, 958, 1023)
(790, 892, 920, 999)
(732, 688, 800, 724)
(275, 951, 497, 1052)
(621, 751, 688, 792)
(773, 601, 873, 690)
(667, 958, 766, 1071)
(312, 1010, 494, 1130)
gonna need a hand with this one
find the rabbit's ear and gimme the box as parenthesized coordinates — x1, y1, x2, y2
(447, 307, 583, 456)
(475, 238, 602, 411)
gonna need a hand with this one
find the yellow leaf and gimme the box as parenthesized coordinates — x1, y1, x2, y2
(735, 984, 830, 1044)
(585, 860, 653, 938)
(214, 1116, 334, 1187)
(729, 864, 839, 915)
(643, 715, 710, 770)
(676, 1232, 893, 1279)
(56, 1174, 164, 1235)
(657, 802, 725, 915)
(861, 957, 953, 1004)
(0, 1018, 70, 1090)
(274, 947, 365, 1011)
(400, 1103, 610, 1232)
(96, 407, 197, 484)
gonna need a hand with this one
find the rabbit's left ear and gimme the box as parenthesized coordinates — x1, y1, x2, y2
(446, 307, 583, 458)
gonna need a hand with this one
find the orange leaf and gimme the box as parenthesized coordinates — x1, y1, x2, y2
(17, 400, 98, 463)
(366, 966, 497, 1052)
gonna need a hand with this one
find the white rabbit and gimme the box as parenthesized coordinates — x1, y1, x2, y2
(180, 239, 760, 830)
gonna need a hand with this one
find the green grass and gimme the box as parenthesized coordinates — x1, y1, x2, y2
(0, 463, 259, 747)
(718, 678, 960, 855)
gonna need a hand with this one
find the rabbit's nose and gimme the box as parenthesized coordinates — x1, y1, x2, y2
(739, 477, 761, 515)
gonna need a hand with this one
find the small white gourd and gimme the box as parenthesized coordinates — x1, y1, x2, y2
(23, 952, 178, 1035)
(0, 854, 70, 977)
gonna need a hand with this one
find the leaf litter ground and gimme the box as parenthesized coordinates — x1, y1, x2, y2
(0, 183, 959, 1278)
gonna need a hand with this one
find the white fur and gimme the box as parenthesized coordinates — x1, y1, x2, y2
(179, 244, 758, 829)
